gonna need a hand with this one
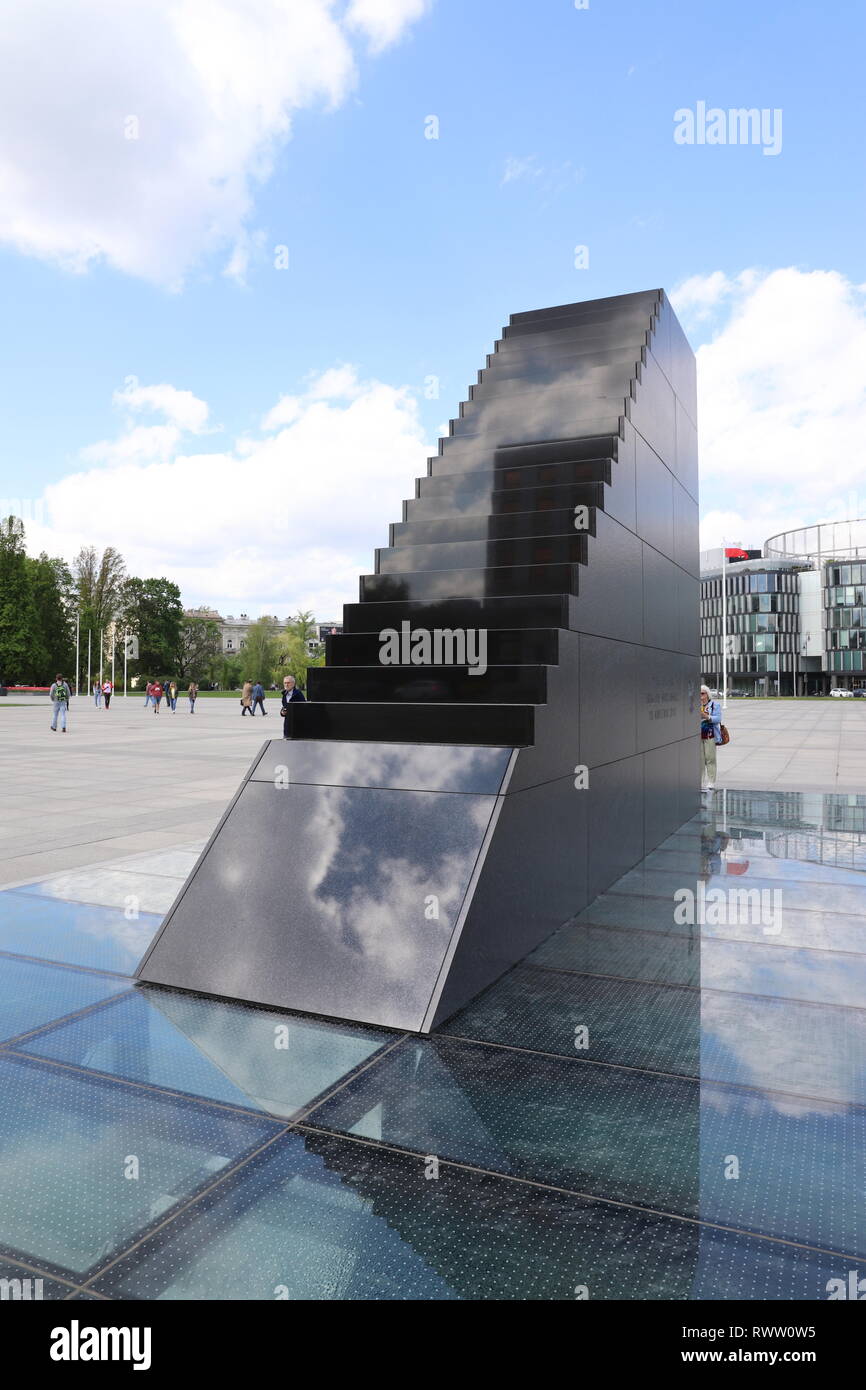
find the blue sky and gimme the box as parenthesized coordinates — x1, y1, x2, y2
(1, 0, 864, 616)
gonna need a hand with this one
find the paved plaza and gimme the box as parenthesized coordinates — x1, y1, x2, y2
(713, 698, 866, 792)
(0, 694, 276, 888)
(1, 694, 864, 890)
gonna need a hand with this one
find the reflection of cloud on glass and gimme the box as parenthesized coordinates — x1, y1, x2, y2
(702, 992, 866, 1117)
(301, 786, 494, 980)
(293, 742, 503, 792)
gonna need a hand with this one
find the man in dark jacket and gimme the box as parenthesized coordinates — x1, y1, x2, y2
(280, 674, 305, 739)
(252, 680, 266, 716)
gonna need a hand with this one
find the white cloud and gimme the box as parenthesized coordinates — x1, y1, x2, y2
(501, 155, 540, 186)
(500, 155, 585, 193)
(0, 0, 429, 287)
(28, 367, 433, 620)
(113, 382, 211, 434)
(346, 0, 430, 54)
(261, 364, 365, 431)
(671, 268, 866, 549)
(670, 270, 742, 321)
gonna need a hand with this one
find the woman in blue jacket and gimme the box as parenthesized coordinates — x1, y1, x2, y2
(700, 683, 723, 791)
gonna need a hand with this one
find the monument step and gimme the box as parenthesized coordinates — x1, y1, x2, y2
(476, 345, 642, 389)
(468, 359, 639, 401)
(374, 532, 588, 575)
(360, 561, 580, 603)
(281, 700, 534, 746)
(308, 664, 547, 705)
(417, 458, 609, 496)
(447, 398, 628, 439)
(342, 593, 568, 633)
(391, 506, 597, 547)
(326, 627, 560, 667)
(427, 432, 620, 476)
(501, 302, 656, 340)
(438, 408, 624, 454)
(508, 289, 659, 326)
(406, 480, 606, 522)
(493, 320, 651, 353)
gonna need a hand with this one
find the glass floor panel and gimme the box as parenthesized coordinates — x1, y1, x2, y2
(0, 954, 130, 1044)
(439, 964, 866, 1104)
(0, 790, 862, 1298)
(19, 987, 394, 1119)
(569, 891, 866, 952)
(307, 1035, 865, 1255)
(0, 1260, 75, 1300)
(0, 1053, 280, 1279)
(0, 891, 162, 974)
(528, 922, 866, 1007)
(86, 1128, 848, 1302)
(14, 869, 182, 916)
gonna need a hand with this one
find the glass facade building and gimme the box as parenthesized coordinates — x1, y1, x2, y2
(700, 563, 804, 693)
(700, 521, 866, 693)
(824, 560, 866, 675)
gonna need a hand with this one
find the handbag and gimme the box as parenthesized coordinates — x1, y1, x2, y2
(719, 724, 730, 745)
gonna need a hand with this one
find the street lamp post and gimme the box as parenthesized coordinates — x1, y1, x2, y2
(721, 542, 728, 710)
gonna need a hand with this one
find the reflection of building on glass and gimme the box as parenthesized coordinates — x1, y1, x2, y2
(701, 521, 866, 695)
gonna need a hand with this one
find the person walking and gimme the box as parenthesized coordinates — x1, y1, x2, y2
(102, 677, 113, 709)
(280, 673, 305, 738)
(188, 681, 198, 713)
(252, 680, 266, 716)
(93, 679, 102, 708)
(152, 679, 163, 714)
(143, 680, 152, 710)
(50, 673, 71, 733)
(700, 684, 723, 792)
(241, 679, 254, 716)
(169, 680, 178, 712)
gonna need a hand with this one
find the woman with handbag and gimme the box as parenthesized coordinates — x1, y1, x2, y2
(240, 679, 253, 716)
(699, 683, 727, 792)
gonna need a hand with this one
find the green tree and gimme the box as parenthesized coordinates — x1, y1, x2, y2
(273, 612, 324, 692)
(242, 616, 279, 683)
(175, 615, 222, 682)
(0, 516, 41, 682)
(27, 553, 75, 679)
(213, 652, 244, 690)
(74, 545, 126, 643)
(120, 577, 183, 675)
(288, 610, 318, 647)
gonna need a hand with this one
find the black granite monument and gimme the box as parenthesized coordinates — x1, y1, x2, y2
(137, 289, 700, 1031)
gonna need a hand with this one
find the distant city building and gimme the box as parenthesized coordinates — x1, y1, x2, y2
(220, 613, 286, 654)
(700, 521, 866, 694)
(184, 609, 340, 657)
